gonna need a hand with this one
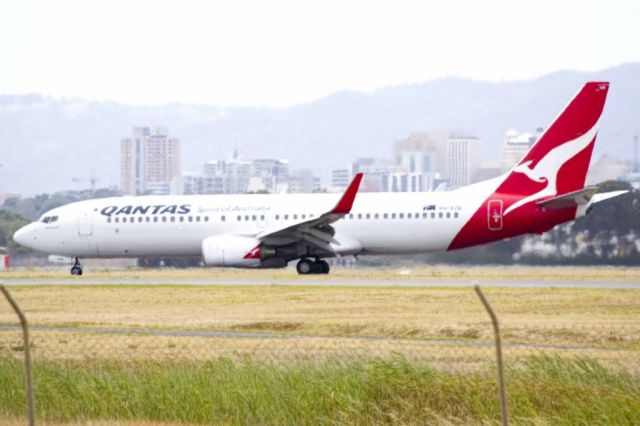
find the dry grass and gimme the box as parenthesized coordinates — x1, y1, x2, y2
(1, 421, 198, 426)
(1, 329, 637, 375)
(0, 285, 638, 347)
(1, 264, 639, 281)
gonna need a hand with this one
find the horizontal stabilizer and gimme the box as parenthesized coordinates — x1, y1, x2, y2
(591, 190, 629, 204)
(537, 187, 598, 209)
(537, 187, 629, 210)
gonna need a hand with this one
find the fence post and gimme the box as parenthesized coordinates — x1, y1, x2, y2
(0, 284, 36, 426)
(474, 284, 508, 426)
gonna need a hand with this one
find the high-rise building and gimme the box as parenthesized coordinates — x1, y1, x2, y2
(331, 167, 352, 188)
(499, 129, 539, 171)
(447, 135, 481, 187)
(393, 132, 448, 191)
(120, 127, 181, 195)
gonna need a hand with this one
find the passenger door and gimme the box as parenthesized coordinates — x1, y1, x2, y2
(77, 210, 94, 236)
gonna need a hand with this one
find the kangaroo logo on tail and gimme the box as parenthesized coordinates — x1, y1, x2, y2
(504, 124, 598, 216)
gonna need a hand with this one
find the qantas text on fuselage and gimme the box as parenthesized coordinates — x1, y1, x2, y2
(13, 82, 628, 275)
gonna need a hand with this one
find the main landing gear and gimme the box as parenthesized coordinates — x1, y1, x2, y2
(296, 258, 330, 275)
(70, 257, 83, 276)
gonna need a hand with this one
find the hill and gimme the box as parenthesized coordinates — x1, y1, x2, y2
(1, 63, 638, 195)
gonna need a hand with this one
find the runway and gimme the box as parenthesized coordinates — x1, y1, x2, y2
(2, 277, 639, 289)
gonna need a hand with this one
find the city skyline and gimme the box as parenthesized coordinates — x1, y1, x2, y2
(1, 63, 639, 196)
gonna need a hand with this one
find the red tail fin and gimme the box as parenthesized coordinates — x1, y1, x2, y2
(448, 82, 610, 250)
(503, 82, 609, 205)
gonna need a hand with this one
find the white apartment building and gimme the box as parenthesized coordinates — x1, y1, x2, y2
(120, 127, 181, 195)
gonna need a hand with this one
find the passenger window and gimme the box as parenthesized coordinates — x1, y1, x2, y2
(107, 218, 112, 223)
(204, 216, 209, 222)
(221, 215, 226, 222)
(245, 215, 249, 221)
(391, 213, 396, 219)
(446, 212, 451, 219)
(357, 213, 362, 219)
(196, 216, 201, 222)
(179, 216, 184, 222)
(284, 214, 289, 220)
(383, 213, 388, 219)
(115, 217, 120, 223)
(251, 215, 256, 221)
(454, 212, 459, 218)
(302, 214, 306, 219)
(349, 214, 353, 219)
(138, 217, 143, 223)
(170, 216, 175, 222)
(293, 214, 298, 220)
(399, 213, 404, 219)
(438, 212, 443, 219)
(162, 216, 167, 222)
(237, 215, 242, 221)
(374, 213, 379, 219)
(275, 214, 280, 220)
(431, 212, 435, 219)
(366, 213, 370, 219)
(407, 213, 412, 219)
(153, 217, 158, 223)
(260, 215, 265, 220)
(423, 213, 427, 219)
(146, 217, 150, 222)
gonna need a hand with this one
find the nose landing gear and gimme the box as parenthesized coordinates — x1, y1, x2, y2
(70, 258, 83, 276)
(296, 258, 330, 275)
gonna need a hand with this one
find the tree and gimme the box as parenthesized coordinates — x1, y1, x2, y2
(0, 210, 31, 254)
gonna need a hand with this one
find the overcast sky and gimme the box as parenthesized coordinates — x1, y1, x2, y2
(1, 0, 639, 107)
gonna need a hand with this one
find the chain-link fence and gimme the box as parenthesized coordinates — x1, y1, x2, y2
(1, 322, 637, 371)
(1, 282, 639, 424)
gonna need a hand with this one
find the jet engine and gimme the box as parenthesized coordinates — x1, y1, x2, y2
(202, 235, 264, 267)
(202, 235, 296, 268)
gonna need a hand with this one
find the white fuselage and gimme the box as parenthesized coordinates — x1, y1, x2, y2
(13, 176, 502, 259)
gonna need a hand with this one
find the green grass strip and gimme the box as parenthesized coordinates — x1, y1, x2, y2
(0, 355, 638, 425)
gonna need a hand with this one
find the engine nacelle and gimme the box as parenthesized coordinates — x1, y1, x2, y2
(202, 235, 263, 267)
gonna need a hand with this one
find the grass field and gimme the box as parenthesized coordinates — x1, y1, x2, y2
(0, 267, 639, 424)
(2, 264, 640, 281)
(1, 355, 639, 425)
(1, 284, 638, 345)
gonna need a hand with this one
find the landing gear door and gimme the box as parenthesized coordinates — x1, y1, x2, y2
(487, 200, 503, 231)
(77, 211, 94, 236)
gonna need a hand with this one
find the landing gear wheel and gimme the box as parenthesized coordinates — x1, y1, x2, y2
(296, 258, 313, 275)
(317, 260, 330, 274)
(70, 257, 83, 276)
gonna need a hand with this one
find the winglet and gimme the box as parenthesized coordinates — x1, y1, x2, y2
(330, 173, 363, 215)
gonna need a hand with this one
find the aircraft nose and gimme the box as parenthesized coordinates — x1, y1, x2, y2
(13, 224, 36, 249)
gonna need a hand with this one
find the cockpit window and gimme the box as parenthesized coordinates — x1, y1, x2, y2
(41, 215, 59, 224)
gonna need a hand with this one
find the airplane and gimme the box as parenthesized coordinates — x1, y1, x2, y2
(13, 82, 628, 275)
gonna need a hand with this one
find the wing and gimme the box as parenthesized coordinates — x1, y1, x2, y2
(256, 173, 364, 254)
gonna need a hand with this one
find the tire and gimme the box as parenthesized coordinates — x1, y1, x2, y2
(71, 266, 83, 276)
(318, 260, 330, 274)
(296, 259, 313, 275)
